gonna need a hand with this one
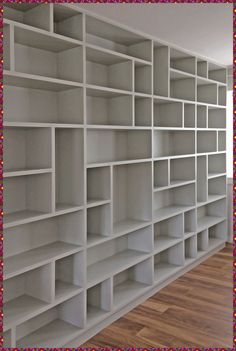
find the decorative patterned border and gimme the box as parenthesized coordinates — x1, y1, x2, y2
(0, 1, 233, 349)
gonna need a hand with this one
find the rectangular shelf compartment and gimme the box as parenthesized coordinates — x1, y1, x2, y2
(4, 84, 84, 124)
(153, 44, 169, 97)
(55, 252, 84, 301)
(197, 78, 217, 105)
(153, 183, 196, 221)
(154, 214, 183, 253)
(87, 225, 152, 287)
(170, 48, 196, 75)
(208, 63, 226, 84)
(86, 15, 152, 62)
(170, 71, 195, 102)
(208, 175, 226, 196)
(16, 293, 85, 348)
(55, 128, 84, 211)
(208, 220, 227, 248)
(4, 173, 52, 227)
(184, 103, 195, 128)
(154, 98, 183, 128)
(113, 163, 152, 233)
(197, 198, 226, 232)
(185, 235, 197, 263)
(170, 157, 195, 185)
(4, 211, 85, 279)
(208, 107, 226, 129)
(134, 62, 152, 94)
(218, 131, 226, 151)
(87, 166, 111, 204)
(4, 263, 54, 329)
(184, 209, 196, 237)
(4, 126, 52, 173)
(135, 96, 152, 126)
(197, 105, 207, 128)
(197, 59, 208, 78)
(4, 4, 51, 31)
(86, 47, 132, 92)
(197, 131, 217, 153)
(154, 242, 184, 283)
(87, 90, 132, 126)
(218, 86, 226, 106)
(87, 204, 112, 246)
(14, 30, 83, 83)
(53, 5, 83, 41)
(197, 155, 207, 203)
(87, 129, 151, 164)
(154, 159, 169, 189)
(197, 229, 208, 253)
(154, 130, 195, 157)
(208, 153, 226, 177)
(113, 257, 153, 309)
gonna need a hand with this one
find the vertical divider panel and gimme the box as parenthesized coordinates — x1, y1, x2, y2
(101, 277, 113, 312)
(49, 4, 54, 33)
(51, 127, 56, 213)
(11, 327, 16, 348)
(110, 166, 114, 234)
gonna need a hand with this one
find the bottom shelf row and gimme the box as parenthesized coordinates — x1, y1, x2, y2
(4, 219, 226, 348)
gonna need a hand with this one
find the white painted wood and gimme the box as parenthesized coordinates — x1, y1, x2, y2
(3, 3, 227, 346)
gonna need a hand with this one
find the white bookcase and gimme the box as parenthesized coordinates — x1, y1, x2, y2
(3, 4, 227, 347)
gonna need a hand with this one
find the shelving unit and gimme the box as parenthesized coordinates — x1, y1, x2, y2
(3, 3, 227, 347)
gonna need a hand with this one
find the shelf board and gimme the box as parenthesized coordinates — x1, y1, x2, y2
(87, 249, 149, 288)
(113, 280, 150, 309)
(154, 262, 182, 283)
(4, 121, 84, 128)
(17, 319, 80, 348)
(87, 158, 152, 168)
(184, 257, 196, 266)
(197, 194, 226, 207)
(87, 305, 108, 328)
(113, 219, 150, 236)
(208, 238, 225, 250)
(4, 168, 52, 178)
(170, 68, 195, 80)
(197, 216, 225, 232)
(184, 231, 196, 239)
(86, 84, 132, 98)
(86, 199, 110, 208)
(4, 294, 48, 330)
(87, 233, 110, 248)
(208, 172, 226, 179)
(4, 70, 83, 91)
(153, 205, 194, 222)
(55, 203, 84, 215)
(154, 236, 183, 254)
(4, 209, 50, 229)
(55, 280, 83, 303)
(5, 242, 82, 279)
(87, 125, 151, 130)
(86, 43, 152, 67)
(154, 154, 195, 161)
(154, 179, 195, 192)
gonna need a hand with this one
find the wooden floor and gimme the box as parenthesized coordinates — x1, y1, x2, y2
(82, 245, 233, 348)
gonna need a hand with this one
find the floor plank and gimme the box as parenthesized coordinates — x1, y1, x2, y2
(81, 244, 233, 348)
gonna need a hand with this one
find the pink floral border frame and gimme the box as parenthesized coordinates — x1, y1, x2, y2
(0, 0, 233, 349)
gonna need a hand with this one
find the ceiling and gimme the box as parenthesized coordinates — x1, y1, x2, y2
(77, 3, 233, 66)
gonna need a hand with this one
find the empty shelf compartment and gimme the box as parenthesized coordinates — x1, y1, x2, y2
(113, 258, 153, 308)
(208, 221, 226, 248)
(4, 4, 51, 31)
(154, 242, 184, 283)
(197, 59, 208, 78)
(208, 107, 226, 129)
(197, 131, 217, 153)
(87, 226, 152, 287)
(184, 209, 196, 237)
(87, 279, 111, 327)
(86, 47, 132, 91)
(208, 175, 226, 196)
(4, 173, 52, 227)
(154, 98, 183, 128)
(86, 15, 152, 62)
(197, 229, 208, 253)
(170, 48, 196, 75)
(87, 166, 111, 203)
(185, 235, 197, 264)
(154, 130, 195, 157)
(87, 204, 112, 246)
(154, 160, 169, 189)
(197, 78, 217, 105)
(4, 126, 52, 173)
(170, 71, 195, 101)
(16, 294, 85, 347)
(208, 63, 226, 84)
(197, 198, 226, 232)
(87, 129, 151, 164)
(184, 103, 195, 128)
(55, 128, 84, 210)
(170, 157, 195, 184)
(218, 131, 226, 151)
(134, 62, 152, 94)
(197, 105, 207, 128)
(208, 153, 226, 177)
(53, 5, 83, 41)
(135, 96, 152, 126)
(4, 84, 84, 124)
(154, 214, 183, 253)
(4, 264, 53, 329)
(153, 183, 196, 222)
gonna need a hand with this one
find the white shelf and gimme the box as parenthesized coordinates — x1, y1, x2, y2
(4, 70, 83, 91)
(3, 4, 227, 347)
(197, 216, 224, 232)
(4, 295, 48, 330)
(87, 250, 149, 288)
(17, 319, 80, 348)
(5, 242, 82, 279)
(113, 280, 150, 309)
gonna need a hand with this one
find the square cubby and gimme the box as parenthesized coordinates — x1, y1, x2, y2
(53, 4, 83, 41)
(208, 221, 227, 248)
(154, 99, 182, 128)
